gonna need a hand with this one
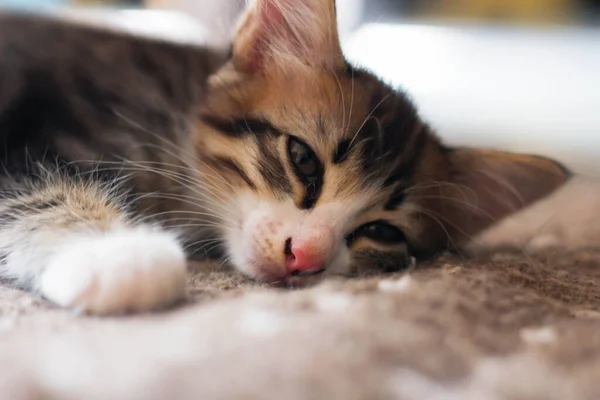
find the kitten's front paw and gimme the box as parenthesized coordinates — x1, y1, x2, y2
(40, 227, 187, 315)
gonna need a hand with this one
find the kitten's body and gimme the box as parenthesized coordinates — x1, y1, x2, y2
(0, 2, 569, 315)
(0, 14, 224, 217)
(0, 14, 225, 313)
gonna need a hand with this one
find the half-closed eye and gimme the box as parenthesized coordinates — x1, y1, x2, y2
(346, 220, 406, 245)
(287, 136, 324, 209)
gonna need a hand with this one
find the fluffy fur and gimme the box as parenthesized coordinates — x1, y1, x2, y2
(0, 1, 569, 314)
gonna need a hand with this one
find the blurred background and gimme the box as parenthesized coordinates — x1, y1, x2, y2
(1, 0, 599, 176)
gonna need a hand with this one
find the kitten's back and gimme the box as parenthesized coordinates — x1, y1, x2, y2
(0, 12, 225, 182)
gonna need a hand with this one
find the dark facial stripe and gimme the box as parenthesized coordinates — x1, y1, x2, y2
(257, 141, 293, 195)
(347, 74, 421, 178)
(384, 185, 406, 210)
(203, 156, 256, 190)
(301, 177, 322, 209)
(332, 139, 351, 164)
(343, 62, 366, 79)
(382, 124, 429, 188)
(365, 123, 430, 210)
(200, 115, 282, 138)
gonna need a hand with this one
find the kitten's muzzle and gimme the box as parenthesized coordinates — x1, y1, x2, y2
(283, 231, 333, 277)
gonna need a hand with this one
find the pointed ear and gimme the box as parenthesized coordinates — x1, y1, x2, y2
(431, 148, 570, 248)
(232, 0, 344, 73)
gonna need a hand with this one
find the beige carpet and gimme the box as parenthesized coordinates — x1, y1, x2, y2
(1, 177, 600, 400)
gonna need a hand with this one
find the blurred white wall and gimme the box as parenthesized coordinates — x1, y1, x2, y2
(344, 23, 600, 176)
(146, 0, 243, 46)
(145, 0, 365, 45)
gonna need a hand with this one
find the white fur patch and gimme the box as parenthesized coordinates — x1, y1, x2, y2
(378, 276, 413, 292)
(39, 226, 186, 315)
(519, 326, 557, 345)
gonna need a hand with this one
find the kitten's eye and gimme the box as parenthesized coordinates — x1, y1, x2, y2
(351, 221, 406, 244)
(288, 137, 319, 177)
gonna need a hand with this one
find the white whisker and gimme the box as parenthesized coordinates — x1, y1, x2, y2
(347, 92, 392, 152)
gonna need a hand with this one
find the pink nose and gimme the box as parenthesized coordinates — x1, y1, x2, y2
(285, 238, 327, 276)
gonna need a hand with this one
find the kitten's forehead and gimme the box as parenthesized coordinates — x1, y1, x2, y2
(258, 68, 356, 145)
(262, 65, 422, 184)
(201, 61, 427, 208)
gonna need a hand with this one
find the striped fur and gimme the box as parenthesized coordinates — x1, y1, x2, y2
(0, 1, 569, 314)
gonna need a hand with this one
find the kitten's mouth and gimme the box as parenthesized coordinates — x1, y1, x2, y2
(258, 266, 326, 288)
(271, 272, 327, 289)
(290, 268, 325, 278)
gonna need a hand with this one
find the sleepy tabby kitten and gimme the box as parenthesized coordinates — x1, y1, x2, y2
(0, 0, 568, 314)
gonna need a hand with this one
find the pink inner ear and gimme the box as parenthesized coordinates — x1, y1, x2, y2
(259, 0, 287, 25)
(248, 0, 316, 71)
(243, 0, 288, 72)
(237, 0, 341, 72)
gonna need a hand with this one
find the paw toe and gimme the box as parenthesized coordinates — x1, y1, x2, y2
(40, 227, 187, 315)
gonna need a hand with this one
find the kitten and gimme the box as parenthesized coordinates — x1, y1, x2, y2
(0, 0, 569, 315)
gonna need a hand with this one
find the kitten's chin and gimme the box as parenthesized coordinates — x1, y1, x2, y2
(228, 243, 352, 285)
(241, 259, 289, 284)
(232, 256, 328, 286)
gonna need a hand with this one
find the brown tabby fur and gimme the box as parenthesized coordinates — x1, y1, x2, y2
(0, 0, 569, 313)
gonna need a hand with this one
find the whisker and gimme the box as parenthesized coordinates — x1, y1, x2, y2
(333, 71, 347, 138)
(405, 180, 479, 208)
(347, 92, 392, 152)
(131, 190, 233, 220)
(408, 195, 496, 222)
(82, 162, 232, 207)
(112, 149, 236, 205)
(347, 65, 355, 137)
(135, 209, 235, 225)
(217, 256, 233, 272)
(201, 242, 224, 256)
(477, 168, 525, 210)
(112, 109, 240, 195)
(411, 204, 472, 254)
(122, 143, 237, 193)
(183, 237, 222, 249)
(112, 109, 196, 159)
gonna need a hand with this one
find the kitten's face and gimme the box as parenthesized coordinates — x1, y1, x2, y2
(192, 0, 568, 283)
(197, 65, 434, 282)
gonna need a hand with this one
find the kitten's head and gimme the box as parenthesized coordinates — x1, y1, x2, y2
(194, 0, 569, 282)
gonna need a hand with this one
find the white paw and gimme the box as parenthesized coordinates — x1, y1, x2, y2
(40, 226, 187, 315)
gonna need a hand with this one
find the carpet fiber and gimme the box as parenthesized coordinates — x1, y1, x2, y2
(1, 251, 600, 400)
(1, 178, 600, 400)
